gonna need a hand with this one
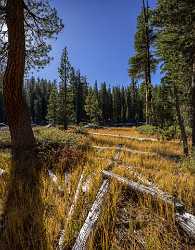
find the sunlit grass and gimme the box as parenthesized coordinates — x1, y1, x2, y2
(0, 127, 194, 249)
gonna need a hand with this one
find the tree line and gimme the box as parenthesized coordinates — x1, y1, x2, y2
(0, 69, 177, 128)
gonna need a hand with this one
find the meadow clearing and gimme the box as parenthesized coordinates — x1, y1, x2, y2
(0, 126, 194, 250)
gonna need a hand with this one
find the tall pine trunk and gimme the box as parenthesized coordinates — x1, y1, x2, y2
(0, 1, 47, 249)
(192, 58, 195, 158)
(143, 0, 152, 125)
(173, 83, 189, 156)
(3, 0, 35, 150)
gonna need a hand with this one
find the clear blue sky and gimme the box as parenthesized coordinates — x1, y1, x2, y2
(32, 0, 160, 86)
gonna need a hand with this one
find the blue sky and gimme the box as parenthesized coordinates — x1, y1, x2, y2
(32, 0, 161, 86)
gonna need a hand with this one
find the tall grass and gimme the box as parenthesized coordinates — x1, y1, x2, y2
(0, 126, 194, 249)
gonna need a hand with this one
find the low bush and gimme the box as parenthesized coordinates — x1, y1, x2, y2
(137, 124, 192, 140)
(137, 125, 159, 136)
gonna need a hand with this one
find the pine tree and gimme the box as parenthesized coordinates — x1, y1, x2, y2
(47, 84, 58, 125)
(85, 87, 102, 123)
(112, 87, 122, 123)
(121, 86, 127, 123)
(153, 0, 194, 155)
(128, 2, 157, 124)
(99, 82, 110, 123)
(58, 47, 71, 129)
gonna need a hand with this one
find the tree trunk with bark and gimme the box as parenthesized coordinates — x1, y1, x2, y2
(173, 83, 189, 156)
(3, 0, 35, 151)
(0, 1, 46, 249)
(192, 58, 195, 159)
(143, 0, 152, 125)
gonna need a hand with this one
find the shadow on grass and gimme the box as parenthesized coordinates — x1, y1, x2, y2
(0, 146, 48, 250)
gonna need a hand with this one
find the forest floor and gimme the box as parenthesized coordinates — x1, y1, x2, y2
(0, 126, 195, 250)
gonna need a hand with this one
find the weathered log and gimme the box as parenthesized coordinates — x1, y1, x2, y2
(92, 145, 157, 156)
(89, 132, 158, 142)
(72, 147, 122, 250)
(102, 170, 184, 212)
(176, 212, 195, 240)
(72, 179, 110, 250)
(103, 171, 195, 240)
(58, 171, 85, 250)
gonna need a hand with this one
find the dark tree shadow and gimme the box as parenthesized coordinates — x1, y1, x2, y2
(0, 146, 48, 250)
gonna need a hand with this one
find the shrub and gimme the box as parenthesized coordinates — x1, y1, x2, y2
(137, 124, 192, 140)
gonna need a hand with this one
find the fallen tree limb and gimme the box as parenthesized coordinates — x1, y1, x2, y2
(102, 170, 195, 240)
(72, 147, 122, 250)
(96, 156, 169, 198)
(72, 179, 110, 250)
(89, 132, 158, 142)
(176, 212, 195, 240)
(102, 170, 184, 211)
(58, 171, 85, 250)
(92, 145, 157, 156)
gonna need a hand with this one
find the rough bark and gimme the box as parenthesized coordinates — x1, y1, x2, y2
(173, 83, 189, 156)
(3, 0, 35, 150)
(143, 0, 152, 125)
(192, 58, 195, 159)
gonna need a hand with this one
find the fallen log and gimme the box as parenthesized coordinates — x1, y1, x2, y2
(92, 145, 157, 156)
(176, 212, 195, 240)
(89, 132, 158, 142)
(96, 156, 167, 196)
(72, 179, 110, 250)
(58, 171, 85, 250)
(102, 170, 184, 211)
(72, 147, 122, 250)
(102, 170, 195, 240)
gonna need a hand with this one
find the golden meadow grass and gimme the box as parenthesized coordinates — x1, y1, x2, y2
(0, 127, 194, 249)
